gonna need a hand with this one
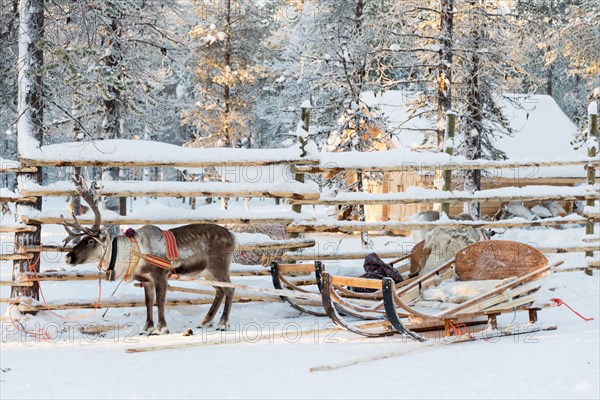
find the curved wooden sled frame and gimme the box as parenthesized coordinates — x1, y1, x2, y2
(270, 261, 326, 316)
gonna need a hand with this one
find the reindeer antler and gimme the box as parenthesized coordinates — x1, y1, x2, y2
(60, 174, 103, 246)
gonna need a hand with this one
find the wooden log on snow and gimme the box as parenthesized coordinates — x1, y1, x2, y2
(6, 294, 276, 313)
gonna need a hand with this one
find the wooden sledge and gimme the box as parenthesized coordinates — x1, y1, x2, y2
(382, 240, 561, 341)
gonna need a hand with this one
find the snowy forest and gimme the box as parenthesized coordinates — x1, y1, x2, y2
(1, 0, 598, 160)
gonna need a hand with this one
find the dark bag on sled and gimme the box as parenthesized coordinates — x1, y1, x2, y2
(350, 253, 404, 293)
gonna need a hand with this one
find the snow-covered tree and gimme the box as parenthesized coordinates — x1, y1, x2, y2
(515, 0, 593, 125)
(184, 0, 278, 149)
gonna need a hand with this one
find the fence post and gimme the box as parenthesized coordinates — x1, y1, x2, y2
(585, 101, 598, 263)
(441, 111, 456, 216)
(291, 101, 311, 239)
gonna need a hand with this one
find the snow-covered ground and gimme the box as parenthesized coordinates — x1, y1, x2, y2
(1, 198, 598, 399)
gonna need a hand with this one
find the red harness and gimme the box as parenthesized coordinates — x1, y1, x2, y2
(123, 229, 180, 280)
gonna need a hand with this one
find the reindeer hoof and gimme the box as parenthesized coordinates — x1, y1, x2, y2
(198, 321, 213, 329)
(216, 322, 230, 331)
(141, 324, 155, 335)
(150, 327, 170, 335)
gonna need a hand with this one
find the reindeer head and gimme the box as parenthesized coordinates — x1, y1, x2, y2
(61, 177, 107, 265)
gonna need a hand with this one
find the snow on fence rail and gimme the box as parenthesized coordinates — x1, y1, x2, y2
(19, 208, 314, 226)
(289, 185, 599, 205)
(19, 179, 320, 200)
(296, 152, 600, 174)
(286, 214, 595, 233)
(281, 244, 599, 261)
(18, 140, 320, 167)
(0, 188, 36, 203)
(0, 157, 37, 173)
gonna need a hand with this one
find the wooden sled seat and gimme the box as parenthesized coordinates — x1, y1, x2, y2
(382, 241, 563, 341)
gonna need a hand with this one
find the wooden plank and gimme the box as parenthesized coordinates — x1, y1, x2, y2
(329, 275, 383, 290)
(276, 263, 317, 274)
(20, 157, 320, 168)
(0, 281, 34, 287)
(282, 245, 595, 261)
(237, 239, 315, 251)
(21, 215, 297, 226)
(20, 239, 315, 254)
(588, 259, 600, 268)
(438, 262, 557, 318)
(282, 250, 409, 261)
(20, 183, 320, 200)
(0, 225, 37, 233)
(18, 268, 270, 282)
(6, 296, 266, 312)
(286, 217, 593, 233)
(164, 285, 282, 304)
(0, 196, 37, 203)
(0, 166, 37, 173)
(0, 253, 33, 261)
(295, 158, 600, 174)
(289, 190, 599, 206)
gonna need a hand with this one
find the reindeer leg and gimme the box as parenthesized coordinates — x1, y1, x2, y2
(152, 277, 170, 335)
(141, 281, 155, 334)
(216, 285, 234, 331)
(199, 286, 224, 329)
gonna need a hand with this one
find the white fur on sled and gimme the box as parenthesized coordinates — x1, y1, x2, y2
(419, 278, 517, 307)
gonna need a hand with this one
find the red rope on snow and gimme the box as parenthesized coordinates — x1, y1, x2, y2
(550, 298, 594, 321)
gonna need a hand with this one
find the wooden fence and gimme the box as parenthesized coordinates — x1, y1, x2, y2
(1, 109, 598, 314)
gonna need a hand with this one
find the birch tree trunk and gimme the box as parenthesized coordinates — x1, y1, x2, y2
(13, 0, 44, 299)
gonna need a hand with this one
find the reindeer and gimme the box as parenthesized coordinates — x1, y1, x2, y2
(61, 178, 236, 335)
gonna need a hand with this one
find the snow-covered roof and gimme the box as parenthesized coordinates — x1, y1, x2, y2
(361, 91, 587, 178)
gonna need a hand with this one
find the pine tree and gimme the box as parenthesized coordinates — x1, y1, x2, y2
(184, 0, 277, 149)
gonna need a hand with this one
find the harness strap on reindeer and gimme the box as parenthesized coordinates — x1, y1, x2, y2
(100, 228, 181, 282)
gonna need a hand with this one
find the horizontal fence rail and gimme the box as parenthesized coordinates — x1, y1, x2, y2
(289, 185, 599, 206)
(296, 156, 600, 174)
(286, 215, 597, 233)
(19, 181, 320, 200)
